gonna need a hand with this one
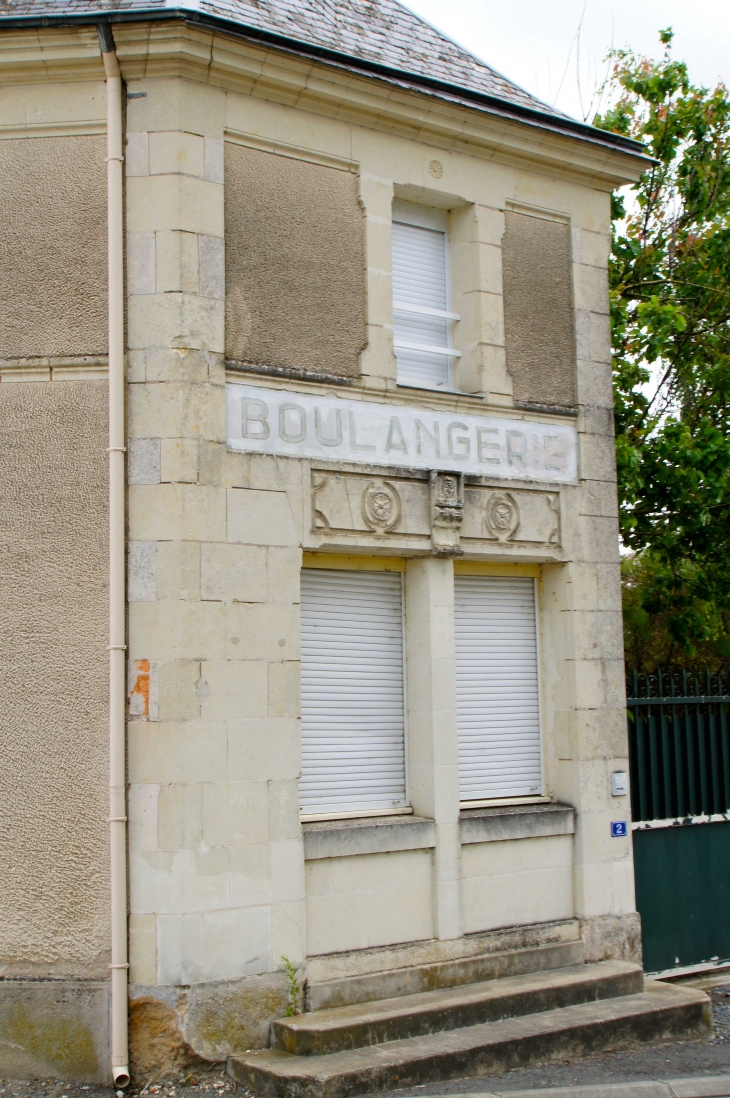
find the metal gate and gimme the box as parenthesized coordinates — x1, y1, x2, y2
(628, 667, 730, 974)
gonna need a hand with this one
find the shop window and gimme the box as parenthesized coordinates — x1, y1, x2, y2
(300, 568, 407, 817)
(454, 575, 543, 801)
(392, 199, 460, 391)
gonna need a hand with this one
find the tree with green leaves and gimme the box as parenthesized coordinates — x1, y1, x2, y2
(594, 29, 730, 670)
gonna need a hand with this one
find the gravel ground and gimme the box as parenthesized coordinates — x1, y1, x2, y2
(3, 981, 730, 1098)
(0, 1065, 241, 1098)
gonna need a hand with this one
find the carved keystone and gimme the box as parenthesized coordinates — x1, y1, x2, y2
(429, 471, 464, 556)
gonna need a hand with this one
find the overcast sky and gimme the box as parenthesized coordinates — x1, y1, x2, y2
(403, 0, 730, 122)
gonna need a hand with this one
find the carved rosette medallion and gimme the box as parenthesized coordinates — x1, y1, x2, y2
(485, 492, 520, 542)
(430, 471, 465, 556)
(361, 480, 401, 532)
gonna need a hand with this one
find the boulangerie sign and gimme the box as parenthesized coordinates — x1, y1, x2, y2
(226, 383, 578, 483)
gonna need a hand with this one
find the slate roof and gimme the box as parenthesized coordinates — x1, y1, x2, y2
(0, 0, 565, 118)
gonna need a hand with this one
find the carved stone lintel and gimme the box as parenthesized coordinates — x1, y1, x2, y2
(429, 471, 464, 557)
(311, 471, 415, 537)
(310, 468, 562, 553)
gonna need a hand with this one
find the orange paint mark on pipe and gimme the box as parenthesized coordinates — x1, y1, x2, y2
(129, 659, 150, 717)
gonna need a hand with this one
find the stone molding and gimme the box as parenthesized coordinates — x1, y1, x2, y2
(118, 22, 647, 190)
(302, 815, 436, 860)
(226, 360, 355, 387)
(303, 803, 575, 858)
(459, 802, 576, 845)
(0, 357, 109, 382)
(225, 126, 357, 174)
(309, 466, 564, 556)
(0, 22, 646, 189)
(0, 119, 105, 139)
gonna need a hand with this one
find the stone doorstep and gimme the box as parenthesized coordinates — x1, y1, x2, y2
(453, 1077, 730, 1098)
(228, 983, 711, 1098)
(274, 961, 644, 1055)
(306, 941, 585, 1012)
(306, 921, 582, 987)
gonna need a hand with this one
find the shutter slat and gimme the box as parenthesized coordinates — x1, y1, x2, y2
(455, 575, 543, 800)
(300, 569, 407, 815)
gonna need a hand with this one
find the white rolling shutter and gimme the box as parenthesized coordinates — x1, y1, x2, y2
(300, 569, 407, 816)
(392, 203, 459, 391)
(454, 575, 543, 801)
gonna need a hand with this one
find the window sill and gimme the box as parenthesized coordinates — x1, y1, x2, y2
(396, 380, 483, 398)
(460, 802, 575, 845)
(303, 814, 436, 860)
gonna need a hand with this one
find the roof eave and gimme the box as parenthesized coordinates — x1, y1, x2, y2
(0, 5, 649, 163)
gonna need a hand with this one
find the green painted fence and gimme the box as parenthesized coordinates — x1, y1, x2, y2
(627, 668, 730, 973)
(628, 667, 730, 822)
(632, 818, 730, 973)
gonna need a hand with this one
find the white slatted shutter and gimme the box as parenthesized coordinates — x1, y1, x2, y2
(300, 569, 407, 815)
(392, 213, 457, 391)
(454, 575, 543, 801)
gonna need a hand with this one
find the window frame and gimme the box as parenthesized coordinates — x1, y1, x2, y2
(391, 199, 461, 394)
(453, 568, 547, 809)
(299, 559, 411, 822)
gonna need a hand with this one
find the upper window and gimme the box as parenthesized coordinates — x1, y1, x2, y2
(392, 200, 460, 392)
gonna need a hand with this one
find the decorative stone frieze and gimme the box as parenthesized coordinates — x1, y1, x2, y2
(309, 467, 561, 555)
(463, 486, 561, 547)
(311, 470, 429, 537)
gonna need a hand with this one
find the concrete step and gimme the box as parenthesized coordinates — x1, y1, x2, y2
(228, 982, 711, 1098)
(274, 961, 643, 1055)
(306, 939, 585, 1011)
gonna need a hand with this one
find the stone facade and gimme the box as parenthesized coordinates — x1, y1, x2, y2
(0, 16, 646, 1082)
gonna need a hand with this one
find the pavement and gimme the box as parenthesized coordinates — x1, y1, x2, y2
(432, 1079, 730, 1098)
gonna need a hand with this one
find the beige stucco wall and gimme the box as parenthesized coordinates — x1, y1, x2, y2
(224, 143, 366, 377)
(0, 136, 107, 359)
(501, 211, 577, 409)
(0, 379, 109, 976)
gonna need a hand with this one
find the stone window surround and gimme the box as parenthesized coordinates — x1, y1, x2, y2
(302, 802, 574, 860)
(297, 553, 564, 942)
(359, 178, 517, 407)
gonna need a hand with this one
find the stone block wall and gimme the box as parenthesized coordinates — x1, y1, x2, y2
(0, 23, 641, 1077)
(124, 79, 305, 1068)
(120, 67, 637, 1067)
